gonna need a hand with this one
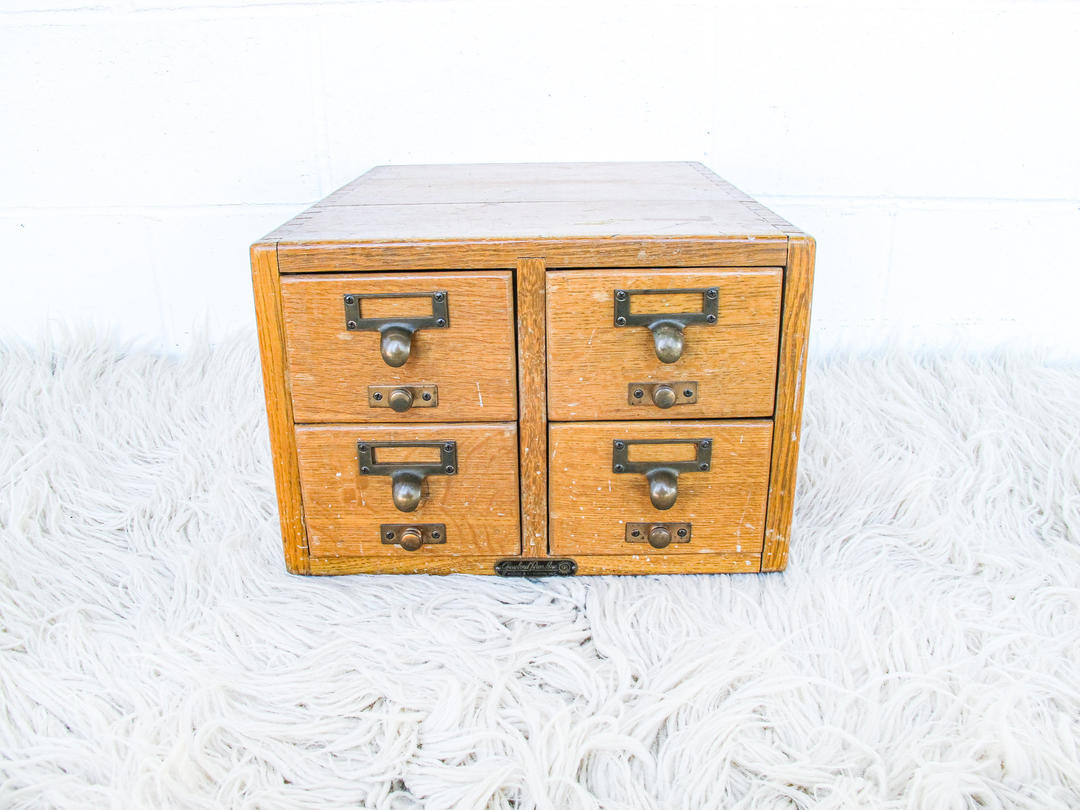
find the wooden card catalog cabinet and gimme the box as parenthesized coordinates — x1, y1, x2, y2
(252, 162, 814, 576)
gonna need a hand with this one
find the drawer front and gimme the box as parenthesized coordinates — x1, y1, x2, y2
(549, 420, 772, 555)
(281, 272, 517, 423)
(546, 269, 781, 421)
(296, 423, 520, 557)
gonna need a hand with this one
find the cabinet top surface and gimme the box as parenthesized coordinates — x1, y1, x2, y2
(262, 162, 802, 245)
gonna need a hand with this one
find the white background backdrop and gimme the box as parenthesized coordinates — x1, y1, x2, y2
(2, 0, 1078, 355)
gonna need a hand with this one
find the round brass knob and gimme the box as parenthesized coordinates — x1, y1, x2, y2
(380, 327, 413, 367)
(650, 323, 684, 364)
(399, 527, 423, 551)
(651, 384, 677, 409)
(648, 526, 672, 549)
(388, 388, 414, 412)
(391, 473, 423, 512)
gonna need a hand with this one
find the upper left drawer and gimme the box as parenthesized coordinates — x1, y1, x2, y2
(280, 272, 517, 423)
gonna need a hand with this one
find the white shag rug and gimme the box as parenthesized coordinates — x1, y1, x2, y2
(1, 333, 1078, 810)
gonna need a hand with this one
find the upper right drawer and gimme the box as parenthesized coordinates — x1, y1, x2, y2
(546, 269, 782, 421)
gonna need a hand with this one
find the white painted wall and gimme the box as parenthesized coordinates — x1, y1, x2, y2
(3, 0, 1078, 354)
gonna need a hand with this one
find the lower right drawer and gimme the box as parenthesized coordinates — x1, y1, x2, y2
(548, 420, 773, 556)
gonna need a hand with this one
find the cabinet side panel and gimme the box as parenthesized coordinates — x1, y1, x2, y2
(251, 243, 310, 574)
(516, 257, 548, 557)
(762, 236, 815, 571)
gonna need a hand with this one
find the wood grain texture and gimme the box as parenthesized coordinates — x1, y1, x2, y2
(265, 163, 785, 243)
(269, 200, 784, 243)
(318, 162, 750, 205)
(515, 258, 548, 557)
(546, 269, 781, 421)
(268, 162, 789, 272)
(279, 272, 517, 423)
(277, 238, 787, 273)
(548, 420, 773, 556)
(761, 236, 816, 571)
(295, 422, 520, 558)
(251, 243, 309, 574)
(306, 552, 762, 576)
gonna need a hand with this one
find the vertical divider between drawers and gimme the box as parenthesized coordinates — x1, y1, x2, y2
(514, 257, 550, 557)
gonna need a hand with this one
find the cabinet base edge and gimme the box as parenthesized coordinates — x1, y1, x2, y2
(302, 553, 764, 576)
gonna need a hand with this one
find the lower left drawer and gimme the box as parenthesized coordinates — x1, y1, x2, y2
(295, 422, 521, 557)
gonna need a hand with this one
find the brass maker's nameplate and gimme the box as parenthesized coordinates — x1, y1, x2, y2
(495, 559, 577, 577)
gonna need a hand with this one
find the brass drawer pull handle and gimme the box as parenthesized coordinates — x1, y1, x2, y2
(628, 381, 698, 409)
(357, 440, 458, 512)
(368, 384, 439, 413)
(612, 438, 712, 510)
(343, 291, 450, 367)
(625, 522, 692, 548)
(381, 523, 446, 550)
(613, 288, 718, 363)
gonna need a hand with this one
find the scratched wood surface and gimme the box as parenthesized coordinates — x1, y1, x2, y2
(295, 422, 520, 558)
(317, 162, 748, 205)
(266, 162, 786, 244)
(267, 162, 791, 271)
(280, 272, 517, 423)
(546, 269, 782, 421)
(548, 420, 773, 556)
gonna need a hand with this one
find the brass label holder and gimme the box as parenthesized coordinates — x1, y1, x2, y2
(628, 381, 698, 408)
(343, 291, 449, 367)
(357, 440, 458, 513)
(612, 287, 719, 363)
(612, 438, 712, 510)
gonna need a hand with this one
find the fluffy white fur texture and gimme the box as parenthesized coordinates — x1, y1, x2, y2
(1, 333, 1078, 810)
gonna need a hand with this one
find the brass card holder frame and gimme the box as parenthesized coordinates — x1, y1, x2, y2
(613, 287, 718, 363)
(357, 440, 458, 513)
(344, 291, 449, 367)
(612, 438, 712, 510)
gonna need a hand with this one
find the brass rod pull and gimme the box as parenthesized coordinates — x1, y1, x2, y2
(612, 438, 712, 511)
(645, 468, 679, 510)
(390, 471, 424, 512)
(649, 322, 684, 364)
(380, 327, 413, 368)
(343, 291, 450, 367)
(612, 288, 718, 364)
